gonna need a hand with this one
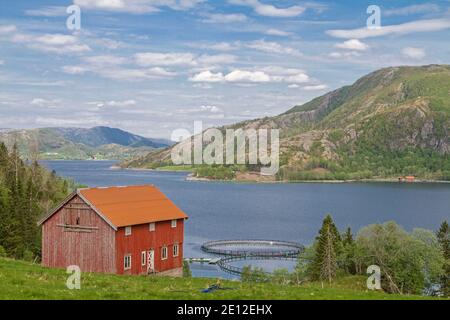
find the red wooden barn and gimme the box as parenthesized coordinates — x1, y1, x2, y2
(38, 185, 188, 276)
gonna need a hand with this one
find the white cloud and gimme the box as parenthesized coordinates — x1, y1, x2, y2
(301, 84, 328, 91)
(61, 66, 88, 74)
(0, 25, 17, 34)
(25, 6, 67, 17)
(197, 54, 237, 65)
(189, 70, 224, 82)
(190, 67, 310, 84)
(84, 55, 128, 66)
(74, 0, 204, 14)
(402, 47, 426, 59)
(134, 52, 236, 68)
(12, 32, 91, 54)
(134, 52, 197, 66)
(264, 28, 292, 37)
(201, 13, 247, 23)
(224, 70, 271, 82)
(0, 60, 4, 65)
(209, 42, 239, 51)
(384, 4, 440, 17)
(328, 51, 361, 58)
(246, 40, 302, 57)
(327, 19, 450, 39)
(229, 0, 305, 17)
(334, 39, 369, 51)
(90, 100, 137, 107)
(30, 98, 61, 108)
(90, 67, 176, 81)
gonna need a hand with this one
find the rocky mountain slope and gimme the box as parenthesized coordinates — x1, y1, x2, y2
(123, 65, 450, 181)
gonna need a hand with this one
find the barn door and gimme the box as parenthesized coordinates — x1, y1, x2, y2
(147, 249, 154, 273)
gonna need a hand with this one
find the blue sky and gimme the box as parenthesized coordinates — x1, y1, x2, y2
(0, 0, 449, 138)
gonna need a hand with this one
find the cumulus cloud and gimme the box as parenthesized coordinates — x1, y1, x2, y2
(245, 40, 302, 57)
(11, 32, 91, 54)
(134, 52, 237, 68)
(264, 28, 292, 37)
(229, 0, 305, 17)
(327, 19, 450, 39)
(30, 98, 62, 108)
(62, 54, 177, 81)
(384, 4, 440, 17)
(201, 13, 247, 23)
(88, 100, 137, 108)
(334, 39, 369, 51)
(25, 6, 67, 17)
(402, 47, 426, 59)
(0, 25, 17, 34)
(189, 67, 310, 84)
(74, 0, 204, 14)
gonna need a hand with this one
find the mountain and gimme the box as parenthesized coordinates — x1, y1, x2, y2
(122, 65, 450, 181)
(0, 126, 172, 160)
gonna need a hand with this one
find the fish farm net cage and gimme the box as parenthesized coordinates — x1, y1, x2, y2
(201, 239, 304, 258)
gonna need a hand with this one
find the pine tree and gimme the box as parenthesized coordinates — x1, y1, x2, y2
(0, 143, 73, 259)
(340, 227, 357, 275)
(310, 214, 341, 283)
(436, 221, 450, 296)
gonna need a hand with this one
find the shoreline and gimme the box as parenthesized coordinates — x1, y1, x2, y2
(185, 173, 450, 185)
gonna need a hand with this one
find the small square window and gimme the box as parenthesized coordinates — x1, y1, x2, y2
(149, 223, 155, 232)
(161, 246, 168, 260)
(141, 251, 146, 266)
(173, 244, 179, 257)
(125, 226, 132, 236)
(171, 220, 177, 228)
(124, 255, 131, 270)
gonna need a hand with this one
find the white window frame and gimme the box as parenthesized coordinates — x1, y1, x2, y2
(149, 222, 155, 232)
(125, 226, 132, 236)
(171, 219, 177, 228)
(161, 246, 168, 260)
(141, 251, 146, 266)
(124, 255, 132, 270)
(173, 244, 179, 257)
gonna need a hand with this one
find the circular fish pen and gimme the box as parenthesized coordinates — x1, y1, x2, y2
(201, 240, 304, 276)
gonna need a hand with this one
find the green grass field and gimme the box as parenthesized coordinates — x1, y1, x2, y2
(0, 258, 442, 300)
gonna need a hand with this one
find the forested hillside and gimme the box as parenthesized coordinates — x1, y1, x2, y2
(0, 143, 73, 260)
(124, 65, 450, 181)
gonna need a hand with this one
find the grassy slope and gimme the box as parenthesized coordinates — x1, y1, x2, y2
(0, 258, 438, 300)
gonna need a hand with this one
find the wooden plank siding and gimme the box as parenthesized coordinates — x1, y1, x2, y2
(41, 195, 116, 273)
(115, 219, 184, 275)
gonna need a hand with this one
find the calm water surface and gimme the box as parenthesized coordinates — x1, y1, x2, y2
(41, 160, 450, 278)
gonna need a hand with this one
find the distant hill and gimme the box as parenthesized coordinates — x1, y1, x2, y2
(0, 126, 172, 160)
(123, 65, 450, 181)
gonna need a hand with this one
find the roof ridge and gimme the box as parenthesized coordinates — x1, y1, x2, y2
(78, 184, 156, 191)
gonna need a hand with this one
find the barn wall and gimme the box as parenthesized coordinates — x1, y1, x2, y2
(41, 195, 116, 273)
(115, 219, 184, 275)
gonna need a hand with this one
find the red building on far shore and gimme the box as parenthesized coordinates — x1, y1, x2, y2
(38, 185, 188, 276)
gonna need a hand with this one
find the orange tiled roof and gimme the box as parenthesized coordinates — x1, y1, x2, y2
(79, 185, 188, 228)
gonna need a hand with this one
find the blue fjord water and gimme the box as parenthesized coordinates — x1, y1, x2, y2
(41, 160, 450, 278)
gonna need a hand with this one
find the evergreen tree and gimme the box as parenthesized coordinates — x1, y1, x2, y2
(310, 214, 341, 283)
(340, 227, 357, 275)
(0, 143, 73, 259)
(436, 221, 450, 296)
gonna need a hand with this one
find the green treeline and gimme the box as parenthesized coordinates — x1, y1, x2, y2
(0, 143, 73, 260)
(242, 216, 450, 297)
